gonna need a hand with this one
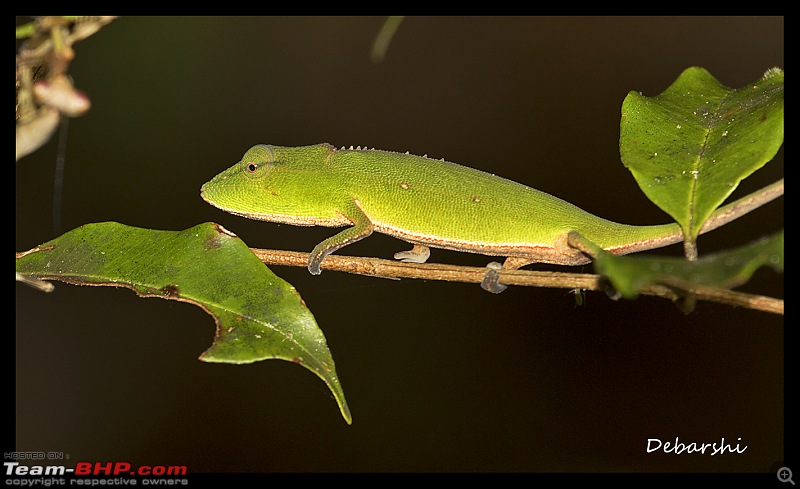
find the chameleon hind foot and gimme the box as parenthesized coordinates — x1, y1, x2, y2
(480, 261, 507, 294)
(394, 244, 431, 263)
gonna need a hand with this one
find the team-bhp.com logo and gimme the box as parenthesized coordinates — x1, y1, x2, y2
(5, 460, 187, 480)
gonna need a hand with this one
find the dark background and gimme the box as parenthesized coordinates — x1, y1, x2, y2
(16, 16, 784, 474)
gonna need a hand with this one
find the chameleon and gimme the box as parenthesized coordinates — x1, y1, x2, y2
(200, 143, 759, 293)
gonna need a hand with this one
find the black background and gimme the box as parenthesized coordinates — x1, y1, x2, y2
(16, 16, 784, 474)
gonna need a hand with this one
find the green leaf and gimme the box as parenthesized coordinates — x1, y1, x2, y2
(589, 230, 784, 299)
(620, 67, 784, 241)
(16, 221, 352, 424)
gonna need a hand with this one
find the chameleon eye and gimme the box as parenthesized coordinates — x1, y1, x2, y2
(240, 144, 275, 179)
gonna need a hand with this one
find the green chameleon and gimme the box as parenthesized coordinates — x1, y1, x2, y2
(201, 143, 748, 293)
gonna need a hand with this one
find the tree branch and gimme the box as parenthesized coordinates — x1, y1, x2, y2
(249, 248, 784, 315)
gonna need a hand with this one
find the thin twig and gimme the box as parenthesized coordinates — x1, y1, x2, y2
(249, 248, 783, 315)
(700, 178, 784, 233)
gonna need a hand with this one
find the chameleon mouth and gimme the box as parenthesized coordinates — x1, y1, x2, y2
(199, 183, 234, 211)
(199, 179, 218, 195)
(199, 179, 234, 202)
(199, 184, 215, 205)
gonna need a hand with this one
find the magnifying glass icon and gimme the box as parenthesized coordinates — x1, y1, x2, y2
(778, 467, 795, 485)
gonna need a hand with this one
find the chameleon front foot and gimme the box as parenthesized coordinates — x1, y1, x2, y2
(480, 261, 508, 294)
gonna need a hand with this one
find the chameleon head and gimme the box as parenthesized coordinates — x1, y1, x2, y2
(201, 143, 348, 225)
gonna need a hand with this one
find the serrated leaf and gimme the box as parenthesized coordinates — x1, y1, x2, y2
(589, 230, 783, 299)
(620, 67, 784, 242)
(16, 221, 352, 424)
